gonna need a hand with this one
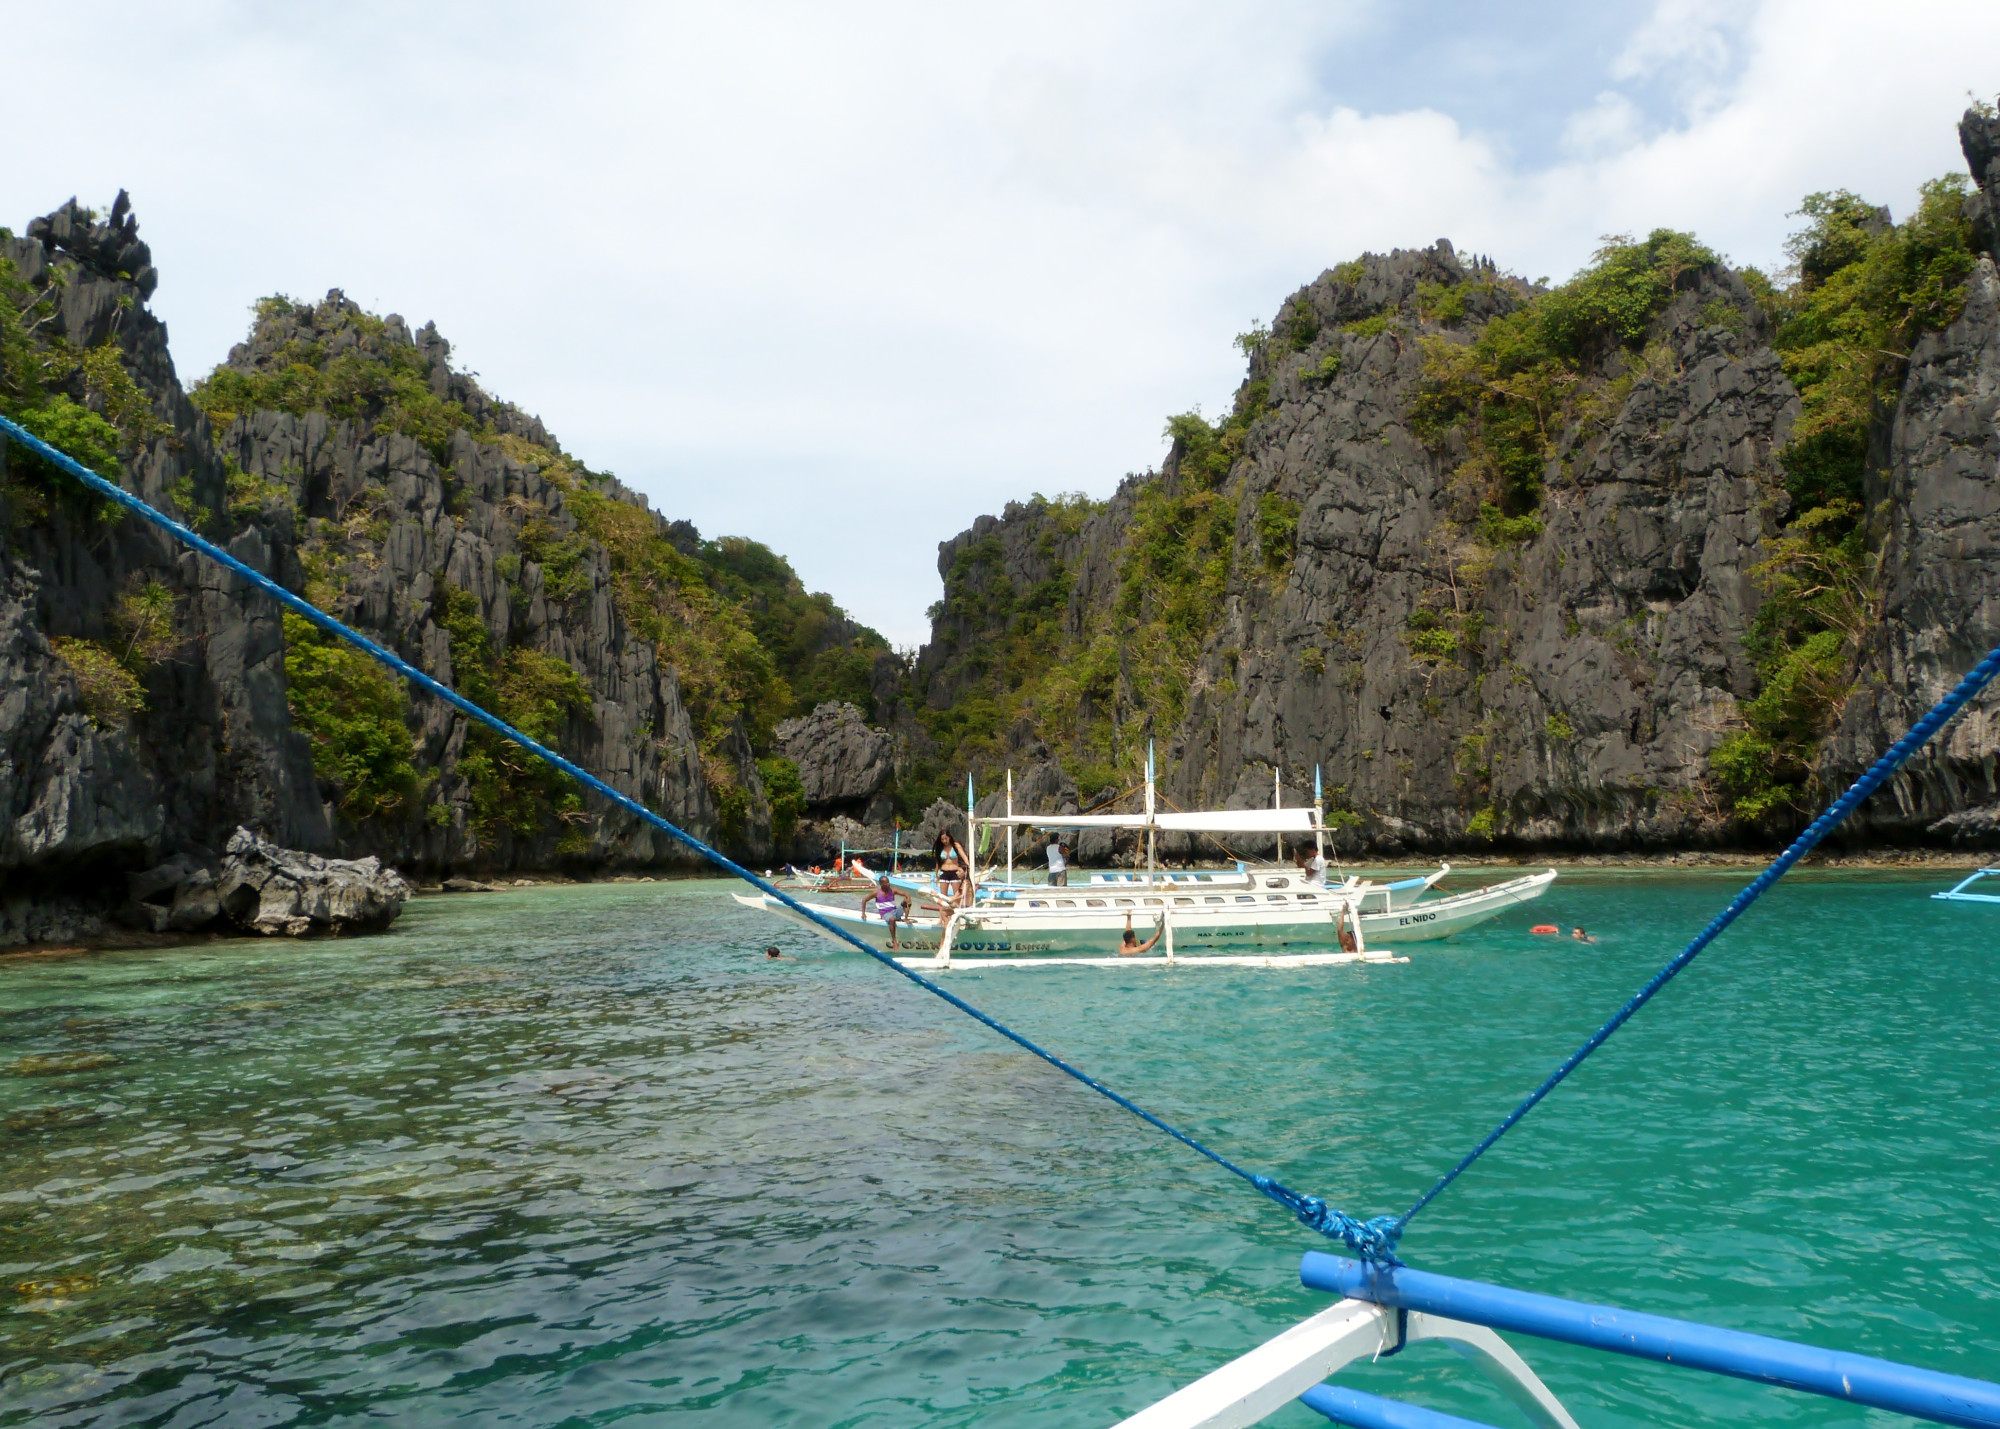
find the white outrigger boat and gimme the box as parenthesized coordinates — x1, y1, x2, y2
(733, 754, 1555, 968)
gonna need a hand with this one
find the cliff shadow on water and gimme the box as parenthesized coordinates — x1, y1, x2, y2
(3, 106, 1999, 947)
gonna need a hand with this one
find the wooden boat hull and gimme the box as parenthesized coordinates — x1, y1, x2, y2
(730, 870, 1555, 959)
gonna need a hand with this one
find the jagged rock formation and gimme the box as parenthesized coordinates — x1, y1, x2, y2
(126, 827, 410, 936)
(213, 826, 410, 935)
(904, 114, 2000, 854)
(775, 701, 893, 815)
(1, 195, 883, 944)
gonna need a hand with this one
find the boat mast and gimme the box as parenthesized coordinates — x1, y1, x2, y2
(1314, 764, 1327, 866)
(1146, 741, 1157, 888)
(965, 772, 977, 893)
(1005, 768, 1014, 884)
(1274, 767, 1284, 867)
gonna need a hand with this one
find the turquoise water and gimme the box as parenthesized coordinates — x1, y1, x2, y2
(1, 871, 1996, 1427)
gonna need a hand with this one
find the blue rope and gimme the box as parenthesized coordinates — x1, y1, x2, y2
(0, 415, 1395, 1261)
(1393, 637, 2000, 1237)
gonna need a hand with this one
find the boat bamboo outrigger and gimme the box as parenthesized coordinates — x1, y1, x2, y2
(732, 745, 1555, 967)
(1933, 867, 2000, 903)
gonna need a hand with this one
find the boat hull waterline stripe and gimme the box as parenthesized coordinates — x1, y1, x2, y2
(1302, 1254, 2000, 1427)
(0, 415, 1385, 1258)
(1393, 636, 2000, 1243)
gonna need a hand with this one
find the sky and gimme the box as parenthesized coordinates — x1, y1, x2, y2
(4, 1, 1995, 647)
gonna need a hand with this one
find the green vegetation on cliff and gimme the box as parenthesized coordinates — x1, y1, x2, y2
(1412, 230, 1719, 520)
(0, 255, 165, 521)
(1712, 174, 1978, 818)
(190, 293, 888, 844)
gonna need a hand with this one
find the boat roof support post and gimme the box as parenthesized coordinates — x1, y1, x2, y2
(1006, 769, 1014, 885)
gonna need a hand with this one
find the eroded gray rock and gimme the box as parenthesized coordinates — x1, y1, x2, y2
(215, 827, 410, 936)
(775, 702, 893, 807)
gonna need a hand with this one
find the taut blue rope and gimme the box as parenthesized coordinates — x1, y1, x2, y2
(1394, 638, 2000, 1237)
(0, 415, 1390, 1259)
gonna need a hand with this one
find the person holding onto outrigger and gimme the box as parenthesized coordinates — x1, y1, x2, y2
(1119, 912, 1165, 956)
(863, 876, 913, 950)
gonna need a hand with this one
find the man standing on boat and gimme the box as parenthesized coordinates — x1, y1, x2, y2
(1293, 845, 1328, 887)
(1045, 834, 1069, 887)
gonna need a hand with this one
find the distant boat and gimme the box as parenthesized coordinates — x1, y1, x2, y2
(1932, 867, 2000, 903)
(735, 750, 1553, 967)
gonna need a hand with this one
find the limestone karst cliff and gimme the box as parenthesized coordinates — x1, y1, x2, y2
(0, 200, 887, 942)
(895, 109, 2000, 855)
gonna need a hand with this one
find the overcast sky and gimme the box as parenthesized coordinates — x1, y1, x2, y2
(5, 1, 1995, 646)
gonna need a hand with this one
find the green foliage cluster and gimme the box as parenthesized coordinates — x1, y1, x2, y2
(1, 257, 166, 523)
(282, 611, 420, 817)
(757, 756, 806, 846)
(429, 582, 591, 847)
(1403, 609, 1460, 664)
(703, 536, 890, 716)
(1415, 278, 1497, 328)
(1305, 351, 1343, 384)
(1412, 230, 1718, 524)
(1254, 492, 1301, 574)
(1766, 179, 1975, 519)
(50, 637, 144, 725)
(189, 297, 472, 464)
(1710, 175, 1977, 820)
(1277, 301, 1321, 352)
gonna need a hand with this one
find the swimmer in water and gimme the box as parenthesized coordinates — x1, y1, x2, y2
(1119, 913, 1165, 957)
(1571, 927, 1596, 943)
(764, 946, 785, 959)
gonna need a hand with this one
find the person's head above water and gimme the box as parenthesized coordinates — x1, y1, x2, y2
(764, 947, 782, 958)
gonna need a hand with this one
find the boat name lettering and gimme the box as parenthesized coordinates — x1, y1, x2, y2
(1397, 912, 1438, 926)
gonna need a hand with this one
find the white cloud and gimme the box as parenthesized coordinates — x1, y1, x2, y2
(2, 0, 1995, 646)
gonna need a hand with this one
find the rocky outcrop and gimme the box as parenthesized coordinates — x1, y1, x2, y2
(775, 701, 893, 814)
(124, 828, 410, 936)
(214, 826, 410, 935)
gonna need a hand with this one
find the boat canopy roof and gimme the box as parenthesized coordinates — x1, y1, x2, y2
(978, 807, 1320, 834)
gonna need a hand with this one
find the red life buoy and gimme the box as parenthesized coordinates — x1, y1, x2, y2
(1530, 924, 1558, 935)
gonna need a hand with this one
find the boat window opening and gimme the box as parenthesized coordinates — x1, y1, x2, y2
(1028, 901, 1047, 908)
(1266, 877, 1289, 888)
(1114, 898, 1135, 907)
(1172, 897, 1194, 906)
(1055, 900, 1076, 908)
(1235, 895, 1256, 904)
(1203, 896, 1224, 904)
(1296, 893, 1318, 902)
(1086, 899, 1107, 907)
(1143, 897, 1163, 906)
(1267, 895, 1287, 902)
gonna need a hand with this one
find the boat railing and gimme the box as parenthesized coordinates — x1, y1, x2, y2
(1114, 1254, 2000, 1429)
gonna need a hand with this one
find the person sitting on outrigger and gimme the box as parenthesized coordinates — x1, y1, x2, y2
(1119, 912, 1165, 957)
(862, 876, 913, 950)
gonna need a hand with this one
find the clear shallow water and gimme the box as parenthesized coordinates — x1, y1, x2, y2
(1, 872, 1996, 1427)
